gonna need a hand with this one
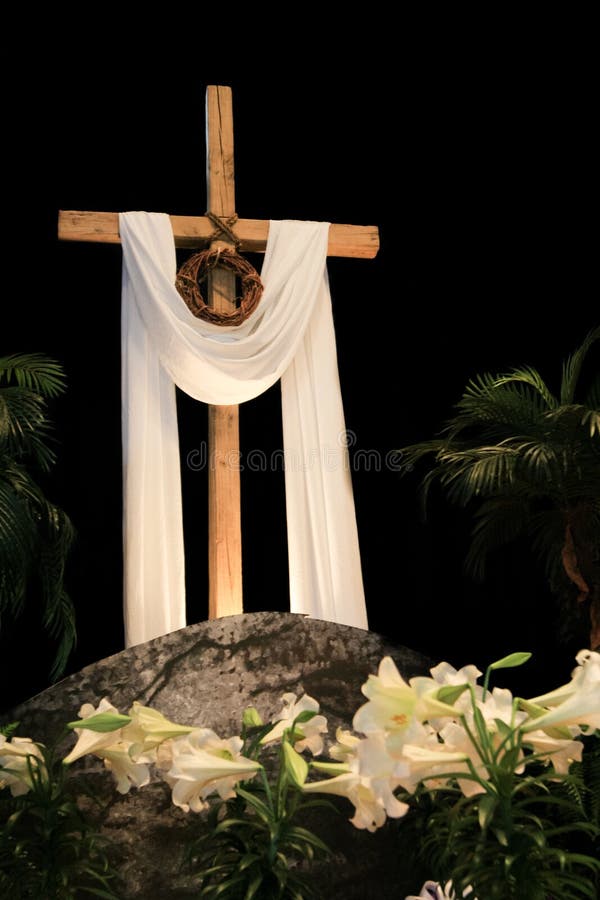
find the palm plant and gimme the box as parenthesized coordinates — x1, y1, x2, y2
(0, 354, 75, 679)
(398, 327, 600, 648)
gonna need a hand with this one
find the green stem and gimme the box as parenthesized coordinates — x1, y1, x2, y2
(462, 688, 494, 769)
(260, 765, 275, 813)
(482, 665, 492, 702)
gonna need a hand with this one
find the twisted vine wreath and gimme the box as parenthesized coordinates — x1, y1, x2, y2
(175, 213, 263, 326)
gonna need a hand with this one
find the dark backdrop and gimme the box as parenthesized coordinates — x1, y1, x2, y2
(1, 31, 597, 711)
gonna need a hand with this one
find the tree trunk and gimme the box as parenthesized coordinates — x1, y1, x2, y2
(562, 521, 600, 650)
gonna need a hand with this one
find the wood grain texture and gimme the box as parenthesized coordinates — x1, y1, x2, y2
(207, 405, 242, 619)
(205, 86, 243, 620)
(58, 211, 380, 258)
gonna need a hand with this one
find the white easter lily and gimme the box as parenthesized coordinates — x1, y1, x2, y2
(63, 698, 127, 764)
(262, 693, 328, 755)
(435, 721, 490, 797)
(329, 728, 361, 763)
(63, 698, 155, 792)
(527, 650, 600, 708)
(473, 687, 525, 732)
(427, 661, 483, 718)
(303, 731, 408, 832)
(430, 661, 482, 687)
(522, 650, 600, 733)
(166, 728, 261, 813)
(123, 702, 194, 756)
(396, 742, 470, 794)
(353, 657, 460, 737)
(522, 730, 583, 774)
(98, 741, 153, 794)
(0, 736, 46, 796)
(386, 718, 440, 762)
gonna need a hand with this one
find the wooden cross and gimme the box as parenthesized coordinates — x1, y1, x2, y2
(58, 85, 379, 621)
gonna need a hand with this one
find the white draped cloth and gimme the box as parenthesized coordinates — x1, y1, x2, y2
(120, 212, 367, 646)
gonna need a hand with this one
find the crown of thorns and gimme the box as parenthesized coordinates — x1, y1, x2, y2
(175, 247, 263, 326)
(175, 212, 263, 326)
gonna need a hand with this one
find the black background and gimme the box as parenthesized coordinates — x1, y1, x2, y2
(1, 23, 597, 711)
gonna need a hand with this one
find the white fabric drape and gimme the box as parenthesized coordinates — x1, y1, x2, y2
(120, 211, 367, 646)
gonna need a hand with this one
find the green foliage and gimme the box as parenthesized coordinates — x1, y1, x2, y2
(398, 327, 600, 640)
(0, 740, 119, 899)
(413, 777, 599, 899)
(396, 717, 600, 899)
(567, 732, 600, 879)
(0, 353, 75, 679)
(0, 721, 20, 739)
(184, 716, 334, 899)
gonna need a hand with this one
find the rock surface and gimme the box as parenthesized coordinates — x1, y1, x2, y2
(3, 612, 434, 899)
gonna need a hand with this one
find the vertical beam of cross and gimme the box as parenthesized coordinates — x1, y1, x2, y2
(205, 86, 243, 619)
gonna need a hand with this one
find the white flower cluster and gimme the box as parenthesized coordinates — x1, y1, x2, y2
(1, 649, 597, 863)
(0, 735, 46, 796)
(405, 880, 473, 900)
(302, 649, 600, 834)
(0, 691, 327, 813)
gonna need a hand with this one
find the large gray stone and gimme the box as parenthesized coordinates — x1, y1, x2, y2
(2, 612, 433, 899)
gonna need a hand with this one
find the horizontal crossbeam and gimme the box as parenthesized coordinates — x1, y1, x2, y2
(58, 210, 379, 259)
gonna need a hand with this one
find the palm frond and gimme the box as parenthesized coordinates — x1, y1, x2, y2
(434, 441, 568, 503)
(396, 439, 448, 472)
(30, 499, 75, 681)
(448, 373, 551, 438)
(441, 446, 520, 506)
(542, 403, 600, 439)
(0, 459, 76, 680)
(0, 477, 38, 618)
(465, 496, 532, 580)
(560, 326, 600, 405)
(0, 454, 57, 509)
(396, 332, 600, 641)
(507, 439, 561, 482)
(44, 591, 77, 682)
(493, 365, 558, 410)
(0, 354, 67, 397)
(0, 387, 56, 471)
(583, 408, 600, 439)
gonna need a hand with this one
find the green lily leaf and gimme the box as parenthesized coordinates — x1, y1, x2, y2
(493, 717, 512, 738)
(238, 852, 261, 871)
(294, 710, 318, 724)
(245, 871, 264, 899)
(493, 827, 509, 847)
(214, 818, 256, 835)
(285, 824, 332, 853)
(235, 787, 273, 824)
(478, 792, 497, 829)
(81, 889, 120, 899)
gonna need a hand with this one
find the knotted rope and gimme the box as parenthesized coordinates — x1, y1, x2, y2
(204, 211, 242, 249)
